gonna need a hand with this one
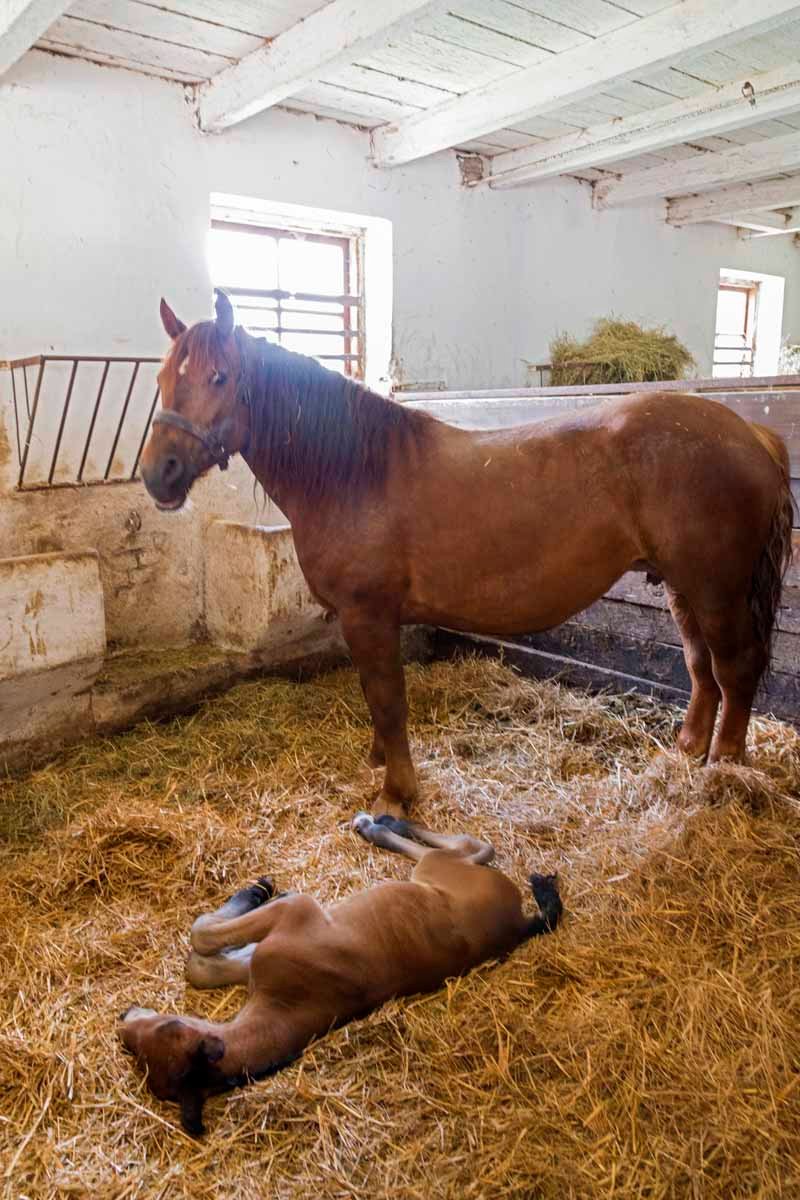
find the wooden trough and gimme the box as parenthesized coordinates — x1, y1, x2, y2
(405, 375, 800, 725)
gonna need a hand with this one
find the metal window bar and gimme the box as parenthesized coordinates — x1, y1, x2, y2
(1, 354, 161, 491)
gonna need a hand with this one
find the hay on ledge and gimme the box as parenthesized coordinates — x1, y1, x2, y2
(546, 318, 695, 387)
(0, 657, 799, 1198)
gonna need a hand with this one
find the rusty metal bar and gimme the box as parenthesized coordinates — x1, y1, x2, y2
(17, 476, 147, 493)
(78, 360, 111, 484)
(17, 359, 46, 488)
(246, 325, 360, 338)
(9, 366, 22, 464)
(131, 385, 160, 480)
(222, 285, 361, 306)
(1, 355, 44, 370)
(2, 354, 160, 369)
(42, 354, 160, 364)
(22, 363, 31, 419)
(48, 359, 79, 485)
(104, 361, 139, 480)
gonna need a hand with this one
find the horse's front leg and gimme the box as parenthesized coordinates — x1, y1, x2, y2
(342, 613, 417, 817)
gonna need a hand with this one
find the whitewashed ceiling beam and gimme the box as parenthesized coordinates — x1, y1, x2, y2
(479, 65, 800, 190)
(667, 176, 800, 224)
(372, 0, 800, 166)
(198, 0, 441, 132)
(719, 210, 799, 232)
(739, 211, 800, 237)
(0, 0, 71, 76)
(595, 129, 800, 208)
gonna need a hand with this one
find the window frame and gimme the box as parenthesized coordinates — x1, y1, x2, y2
(209, 218, 365, 379)
(713, 280, 760, 378)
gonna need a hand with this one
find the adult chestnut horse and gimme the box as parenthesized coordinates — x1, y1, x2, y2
(141, 293, 794, 817)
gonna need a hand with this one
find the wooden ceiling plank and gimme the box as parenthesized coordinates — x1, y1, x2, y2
(373, 0, 800, 165)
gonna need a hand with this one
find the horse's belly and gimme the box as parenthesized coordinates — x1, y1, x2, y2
(402, 549, 632, 636)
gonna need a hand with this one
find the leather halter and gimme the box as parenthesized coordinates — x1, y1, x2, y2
(152, 360, 252, 471)
(152, 408, 234, 471)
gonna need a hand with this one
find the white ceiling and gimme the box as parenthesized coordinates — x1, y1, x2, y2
(17, 0, 800, 234)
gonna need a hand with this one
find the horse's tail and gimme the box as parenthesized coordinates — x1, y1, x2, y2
(748, 424, 795, 663)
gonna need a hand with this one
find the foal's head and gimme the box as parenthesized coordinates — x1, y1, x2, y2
(118, 1006, 225, 1135)
(140, 291, 251, 510)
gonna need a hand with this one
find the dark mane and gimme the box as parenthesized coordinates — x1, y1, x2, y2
(169, 323, 432, 504)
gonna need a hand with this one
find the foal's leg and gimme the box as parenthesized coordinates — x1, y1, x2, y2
(188, 878, 301, 962)
(665, 586, 721, 761)
(341, 614, 417, 818)
(353, 813, 494, 865)
(187, 944, 257, 990)
(695, 597, 768, 763)
(187, 878, 277, 988)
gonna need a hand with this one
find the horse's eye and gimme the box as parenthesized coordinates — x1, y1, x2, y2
(212, 371, 228, 387)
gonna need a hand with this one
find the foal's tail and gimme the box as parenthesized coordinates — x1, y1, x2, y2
(749, 426, 795, 662)
(523, 873, 563, 939)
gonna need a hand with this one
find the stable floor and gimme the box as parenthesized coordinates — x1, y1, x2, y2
(1, 659, 799, 1198)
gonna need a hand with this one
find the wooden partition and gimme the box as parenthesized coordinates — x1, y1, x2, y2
(402, 376, 800, 723)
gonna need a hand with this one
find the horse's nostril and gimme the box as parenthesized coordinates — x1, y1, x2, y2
(162, 455, 184, 487)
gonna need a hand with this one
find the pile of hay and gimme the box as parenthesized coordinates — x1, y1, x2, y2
(1, 658, 799, 1198)
(547, 318, 695, 386)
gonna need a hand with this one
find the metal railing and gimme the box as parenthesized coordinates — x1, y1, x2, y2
(1, 355, 161, 491)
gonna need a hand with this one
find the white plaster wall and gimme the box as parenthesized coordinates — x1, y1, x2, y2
(2, 49, 799, 650)
(2, 50, 798, 386)
(510, 184, 800, 378)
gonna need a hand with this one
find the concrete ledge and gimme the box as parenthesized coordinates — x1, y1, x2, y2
(0, 550, 105, 755)
(3, 624, 437, 775)
(205, 521, 325, 653)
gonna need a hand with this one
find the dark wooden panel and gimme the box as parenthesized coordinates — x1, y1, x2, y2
(436, 630, 800, 725)
(573, 594, 800, 660)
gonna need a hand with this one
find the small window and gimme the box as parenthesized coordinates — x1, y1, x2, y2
(712, 268, 784, 378)
(713, 282, 759, 378)
(208, 220, 363, 379)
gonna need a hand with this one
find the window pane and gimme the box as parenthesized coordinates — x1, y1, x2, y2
(715, 288, 748, 336)
(281, 332, 346, 359)
(279, 238, 345, 296)
(281, 309, 347, 332)
(208, 228, 278, 290)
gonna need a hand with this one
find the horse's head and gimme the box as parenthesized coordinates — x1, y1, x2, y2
(140, 291, 251, 510)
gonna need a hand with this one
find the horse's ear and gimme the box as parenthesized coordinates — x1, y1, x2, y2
(214, 289, 235, 340)
(160, 298, 186, 340)
(177, 1033, 224, 1136)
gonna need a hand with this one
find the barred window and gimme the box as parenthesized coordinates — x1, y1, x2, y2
(208, 220, 363, 378)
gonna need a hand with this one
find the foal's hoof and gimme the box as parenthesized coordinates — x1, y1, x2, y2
(229, 877, 274, 911)
(352, 812, 375, 840)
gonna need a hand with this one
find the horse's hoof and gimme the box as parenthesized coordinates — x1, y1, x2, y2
(372, 794, 410, 821)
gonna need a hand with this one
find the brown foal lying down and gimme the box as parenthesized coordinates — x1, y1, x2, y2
(119, 815, 562, 1134)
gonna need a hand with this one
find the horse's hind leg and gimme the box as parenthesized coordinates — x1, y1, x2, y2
(666, 587, 721, 760)
(696, 597, 768, 763)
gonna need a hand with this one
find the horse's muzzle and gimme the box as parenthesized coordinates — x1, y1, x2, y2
(140, 456, 193, 511)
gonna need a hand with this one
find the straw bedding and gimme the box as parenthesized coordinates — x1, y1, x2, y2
(1, 657, 799, 1199)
